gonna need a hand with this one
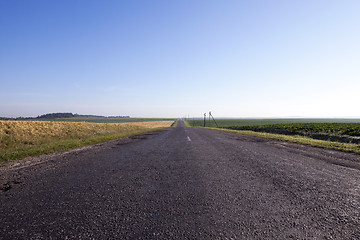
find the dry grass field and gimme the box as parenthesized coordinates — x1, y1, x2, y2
(0, 120, 173, 162)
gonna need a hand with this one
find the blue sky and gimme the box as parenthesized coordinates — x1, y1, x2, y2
(1, 0, 359, 118)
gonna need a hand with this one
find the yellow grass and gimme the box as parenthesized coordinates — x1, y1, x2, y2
(0, 120, 173, 162)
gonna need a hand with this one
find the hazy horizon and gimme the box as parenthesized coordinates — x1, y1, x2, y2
(1, 1, 359, 119)
(3, 112, 360, 120)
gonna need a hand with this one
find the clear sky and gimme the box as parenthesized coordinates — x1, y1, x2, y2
(1, 0, 359, 118)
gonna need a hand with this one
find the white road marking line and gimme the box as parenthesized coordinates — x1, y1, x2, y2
(187, 136, 191, 142)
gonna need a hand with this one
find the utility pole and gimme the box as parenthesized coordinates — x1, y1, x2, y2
(209, 111, 219, 127)
(209, 112, 211, 127)
(203, 113, 206, 127)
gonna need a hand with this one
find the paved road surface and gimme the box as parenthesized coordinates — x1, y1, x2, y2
(1, 121, 360, 239)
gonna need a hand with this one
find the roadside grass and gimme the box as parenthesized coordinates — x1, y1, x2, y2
(205, 127, 360, 155)
(171, 120, 178, 127)
(0, 120, 174, 162)
(183, 121, 192, 127)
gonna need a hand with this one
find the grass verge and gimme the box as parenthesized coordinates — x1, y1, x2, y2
(183, 121, 191, 127)
(0, 120, 173, 162)
(171, 120, 178, 127)
(204, 127, 360, 155)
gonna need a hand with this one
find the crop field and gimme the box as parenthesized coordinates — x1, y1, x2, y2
(33, 117, 176, 123)
(187, 118, 360, 128)
(0, 120, 173, 162)
(227, 123, 360, 144)
(186, 118, 360, 153)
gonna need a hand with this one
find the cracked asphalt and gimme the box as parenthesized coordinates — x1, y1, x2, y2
(1, 120, 359, 239)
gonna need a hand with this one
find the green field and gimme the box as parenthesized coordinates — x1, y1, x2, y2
(227, 123, 360, 144)
(186, 118, 360, 153)
(187, 118, 360, 128)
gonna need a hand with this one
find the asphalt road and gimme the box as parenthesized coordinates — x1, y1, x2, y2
(1, 121, 360, 239)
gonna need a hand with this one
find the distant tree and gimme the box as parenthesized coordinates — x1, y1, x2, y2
(36, 113, 75, 119)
